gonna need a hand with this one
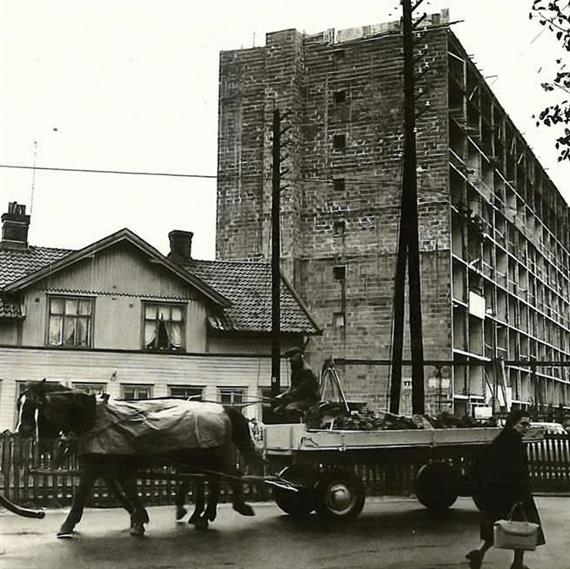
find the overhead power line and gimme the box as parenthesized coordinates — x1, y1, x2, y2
(0, 163, 218, 179)
(0, 162, 449, 196)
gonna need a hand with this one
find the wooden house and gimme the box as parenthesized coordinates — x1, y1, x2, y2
(0, 202, 320, 430)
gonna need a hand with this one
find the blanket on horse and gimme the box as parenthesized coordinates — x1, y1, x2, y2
(77, 398, 230, 455)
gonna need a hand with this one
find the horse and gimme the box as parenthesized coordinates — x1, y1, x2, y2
(12, 390, 150, 529)
(53, 428, 211, 529)
(16, 380, 259, 537)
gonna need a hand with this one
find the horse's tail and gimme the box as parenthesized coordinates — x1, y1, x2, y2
(224, 407, 260, 469)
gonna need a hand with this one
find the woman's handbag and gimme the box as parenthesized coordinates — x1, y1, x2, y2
(493, 502, 539, 551)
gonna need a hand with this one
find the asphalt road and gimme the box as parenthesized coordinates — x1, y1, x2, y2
(1, 496, 568, 569)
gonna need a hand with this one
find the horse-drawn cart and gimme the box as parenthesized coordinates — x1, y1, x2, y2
(261, 423, 543, 521)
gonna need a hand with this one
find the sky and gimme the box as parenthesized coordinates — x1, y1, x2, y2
(1, 0, 568, 259)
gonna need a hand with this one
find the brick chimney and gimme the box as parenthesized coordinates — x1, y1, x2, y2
(1, 202, 30, 250)
(168, 230, 193, 262)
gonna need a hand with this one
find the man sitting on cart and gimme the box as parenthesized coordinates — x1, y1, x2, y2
(273, 347, 320, 418)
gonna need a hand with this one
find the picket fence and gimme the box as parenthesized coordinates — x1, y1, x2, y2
(0, 432, 568, 510)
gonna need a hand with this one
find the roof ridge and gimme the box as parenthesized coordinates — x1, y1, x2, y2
(189, 258, 270, 266)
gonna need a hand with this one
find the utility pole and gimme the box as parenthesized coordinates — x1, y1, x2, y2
(389, 0, 426, 415)
(271, 109, 282, 398)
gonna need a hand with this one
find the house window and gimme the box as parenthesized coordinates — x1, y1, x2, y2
(72, 382, 106, 395)
(143, 303, 185, 351)
(219, 387, 245, 406)
(333, 177, 346, 191)
(169, 386, 203, 401)
(47, 296, 93, 347)
(333, 134, 346, 152)
(121, 384, 152, 400)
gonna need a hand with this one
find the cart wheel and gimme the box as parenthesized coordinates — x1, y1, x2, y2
(414, 462, 459, 510)
(273, 466, 316, 517)
(315, 470, 365, 521)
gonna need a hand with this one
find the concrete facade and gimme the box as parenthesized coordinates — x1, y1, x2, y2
(216, 16, 570, 415)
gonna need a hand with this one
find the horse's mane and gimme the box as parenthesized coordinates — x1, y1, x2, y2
(223, 406, 258, 466)
(22, 380, 71, 396)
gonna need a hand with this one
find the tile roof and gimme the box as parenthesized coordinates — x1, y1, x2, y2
(0, 246, 72, 318)
(185, 259, 320, 335)
(0, 245, 72, 289)
(0, 296, 22, 318)
(0, 242, 319, 334)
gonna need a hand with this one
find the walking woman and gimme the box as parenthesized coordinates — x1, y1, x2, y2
(466, 409, 545, 569)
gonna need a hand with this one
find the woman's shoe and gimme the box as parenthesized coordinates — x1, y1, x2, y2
(465, 550, 483, 569)
(509, 564, 530, 569)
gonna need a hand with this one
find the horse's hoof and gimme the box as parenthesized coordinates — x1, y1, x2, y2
(57, 524, 75, 538)
(194, 518, 209, 531)
(206, 509, 217, 522)
(129, 523, 145, 537)
(233, 502, 255, 517)
(188, 513, 200, 525)
(176, 506, 188, 521)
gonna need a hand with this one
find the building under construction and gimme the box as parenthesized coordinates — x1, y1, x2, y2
(215, 12, 570, 416)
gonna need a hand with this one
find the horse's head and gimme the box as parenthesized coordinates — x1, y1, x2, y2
(16, 380, 56, 438)
(16, 380, 96, 438)
(224, 407, 264, 470)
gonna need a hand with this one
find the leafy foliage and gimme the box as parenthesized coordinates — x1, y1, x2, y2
(530, 0, 570, 161)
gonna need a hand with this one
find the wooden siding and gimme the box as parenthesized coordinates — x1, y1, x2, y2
(0, 321, 18, 344)
(7, 241, 210, 350)
(0, 347, 292, 430)
(0, 241, 302, 430)
(30, 243, 197, 298)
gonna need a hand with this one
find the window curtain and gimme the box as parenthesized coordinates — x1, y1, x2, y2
(48, 297, 91, 346)
(144, 305, 183, 350)
(165, 320, 182, 348)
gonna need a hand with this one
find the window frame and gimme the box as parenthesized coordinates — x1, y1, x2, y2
(71, 382, 107, 395)
(333, 177, 346, 192)
(141, 301, 187, 352)
(168, 385, 204, 401)
(333, 311, 346, 329)
(46, 295, 95, 348)
(332, 133, 347, 152)
(333, 265, 346, 281)
(218, 387, 246, 406)
(120, 384, 153, 400)
(333, 90, 347, 104)
(333, 220, 346, 236)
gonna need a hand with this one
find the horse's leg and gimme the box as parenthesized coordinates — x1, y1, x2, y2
(105, 477, 150, 527)
(58, 471, 96, 538)
(188, 479, 206, 526)
(175, 479, 191, 521)
(222, 448, 255, 517)
(204, 477, 220, 522)
(117, 477, 148, 537)
(105, 476, 134, 516)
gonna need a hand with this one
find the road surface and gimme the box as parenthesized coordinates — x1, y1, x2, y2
(1, 496, 568, 569)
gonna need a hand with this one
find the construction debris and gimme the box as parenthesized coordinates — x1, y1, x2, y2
(326, 408, 498, 431)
